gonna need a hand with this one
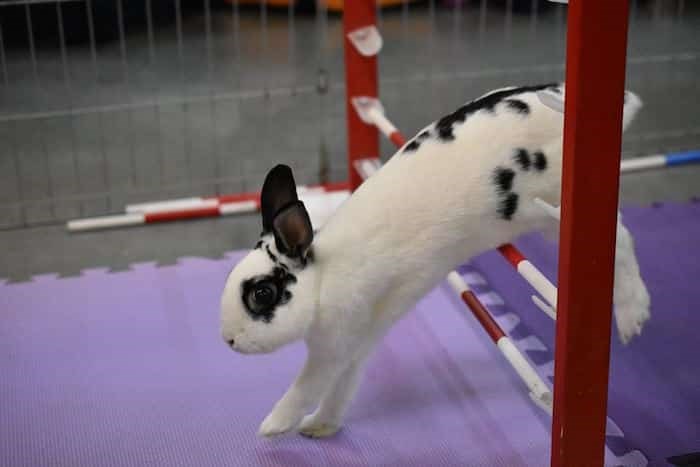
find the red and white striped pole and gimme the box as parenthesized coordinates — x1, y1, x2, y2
(352, 97, 406, 148)
(124, 182, 350, 215)
(124, 191, 268, 215)
(446, 271, 553, 413)
(498, 244, 557, 320)
(67, 183, 350, 232)
(67, 200, 259, 232)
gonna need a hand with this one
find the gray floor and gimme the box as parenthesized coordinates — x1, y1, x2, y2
(1, 0, 699, 282)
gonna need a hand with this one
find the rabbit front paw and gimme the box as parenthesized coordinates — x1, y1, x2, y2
(299, 412, 341, 439)
(258, 402, 305, 437)
(615, 301, 650, 344)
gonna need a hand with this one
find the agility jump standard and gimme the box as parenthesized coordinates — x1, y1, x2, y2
(342, 1, 633, 465)
(60, 2, 651, 463)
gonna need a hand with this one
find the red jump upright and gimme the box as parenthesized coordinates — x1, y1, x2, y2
(551, 1, 631, 466)
(343, 1, 380, 191)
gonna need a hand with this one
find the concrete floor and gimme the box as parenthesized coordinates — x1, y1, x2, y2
(1, 0, 699, 282)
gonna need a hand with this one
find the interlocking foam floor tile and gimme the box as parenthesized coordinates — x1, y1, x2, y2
(470, 201, 700, 466)
(1, 252, 553, 466)
(3, 201, 699, 466)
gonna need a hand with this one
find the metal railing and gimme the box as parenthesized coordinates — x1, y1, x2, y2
(0, 0, 697, 229)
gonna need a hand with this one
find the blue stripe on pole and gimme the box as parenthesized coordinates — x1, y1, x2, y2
(665, 150, 700, 166)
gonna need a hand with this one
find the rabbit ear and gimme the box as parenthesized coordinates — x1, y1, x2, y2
(261, 165, 299, 232)
(272, 201, 313, 259)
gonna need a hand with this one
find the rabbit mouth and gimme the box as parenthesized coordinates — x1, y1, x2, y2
(230, 339, 272, 355)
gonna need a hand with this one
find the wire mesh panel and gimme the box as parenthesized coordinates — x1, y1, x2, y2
(376, 0, 700, 165)
(1, 0, 698, 230)
(0, 0, 346, 229)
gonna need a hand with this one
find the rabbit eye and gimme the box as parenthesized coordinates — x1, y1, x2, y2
(249, 281, 278, 309)
(240, 268, 295, 322)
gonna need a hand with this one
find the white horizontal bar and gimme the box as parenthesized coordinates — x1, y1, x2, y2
(126, 186, 317, 214)
(298, 186, 327, 197)
(67, 213, 145, 232)
(619, 155, 666, 173)
(532, 295, 557, 320)
(353, 158, 382, 181)
(447, 271, 469, 294)
(530, 391, 554, 415)
(367, 106, 398, 139)
(518, 261, 558, 314)
(218, 201, 259, 215)
(126, 198, 213, 214)
(497, 337, 553, 407)
(533, 197, 561, 220)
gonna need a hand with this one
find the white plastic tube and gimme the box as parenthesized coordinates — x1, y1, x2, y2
(517, 260, 558, 314)
(67, 213, 145, 232)
(620, 155, 666, 173)
(497, 337, 553, 412)
(126, 198, 218, 214)
(218, 201, 259, 215)
(367, 106, 398, 138)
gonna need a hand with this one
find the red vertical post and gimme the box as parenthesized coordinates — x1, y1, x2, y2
(343, 1, 379, 191)
(551, 1, 630, 466)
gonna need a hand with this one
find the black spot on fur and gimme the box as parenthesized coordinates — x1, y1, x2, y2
(435, 83, 557, 141)
(280, 268, 297, 285)
(265, 245, 278, 263)
(436, 125, 455, 141)
(254, 240, 263, 249)
(513, 148, 531, 171)
(403, 140, 421, 153)
(493, 167, 516, 192)
(241, 267, 297, 323)
(498, 193, 519, 220)
(504, 99, 530, 115)
(402, 130, 432, 155)
(533, 151, 548, 171)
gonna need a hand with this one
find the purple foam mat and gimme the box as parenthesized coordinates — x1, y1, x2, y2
(1, 201, 698, 466)
(470, 201, 700, 466)
(1, 256, 551, 466)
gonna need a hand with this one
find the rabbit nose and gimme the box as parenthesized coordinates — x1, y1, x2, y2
(227, 339, 235, 348)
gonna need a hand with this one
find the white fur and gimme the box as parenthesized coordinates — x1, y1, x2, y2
(220, 84, 650, 437)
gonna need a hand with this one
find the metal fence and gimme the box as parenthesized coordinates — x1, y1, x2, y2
(0, 0, 698, 229)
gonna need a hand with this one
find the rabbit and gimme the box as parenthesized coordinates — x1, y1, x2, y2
(220, 83, 650, 439)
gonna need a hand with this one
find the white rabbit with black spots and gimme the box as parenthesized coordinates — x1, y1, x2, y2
(220, 83, 650, 438)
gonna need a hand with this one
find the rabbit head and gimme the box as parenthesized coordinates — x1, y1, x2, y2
(221, 165, 318, 354)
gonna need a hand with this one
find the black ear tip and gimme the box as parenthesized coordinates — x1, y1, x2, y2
(269, 164, 293, 178)
(263, 164, 296, 189)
